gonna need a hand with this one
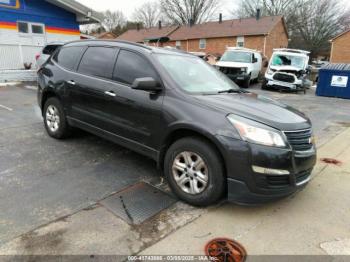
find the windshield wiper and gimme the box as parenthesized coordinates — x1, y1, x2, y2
(218, 89, 244, 94)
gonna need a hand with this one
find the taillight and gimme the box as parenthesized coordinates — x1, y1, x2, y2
(35, 54, 40, 60)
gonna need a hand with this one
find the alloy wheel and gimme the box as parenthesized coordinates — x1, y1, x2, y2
(172, 151, 209, 195)
(46, 105, 60, 133)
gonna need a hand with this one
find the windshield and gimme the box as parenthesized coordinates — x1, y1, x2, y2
(271, 54, 307, 69)
(155, 54, 239, 94)
(220, 51, 252, 63)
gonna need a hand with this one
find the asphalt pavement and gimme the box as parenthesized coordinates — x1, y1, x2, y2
(1, 82, 350, 257)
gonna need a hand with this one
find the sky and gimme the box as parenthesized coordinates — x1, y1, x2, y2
(77, 0, 235, 20)
(77, 0, 350, 22)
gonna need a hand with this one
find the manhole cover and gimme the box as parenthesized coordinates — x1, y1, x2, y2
(100, 182, 176, 225)
(205, 238, 247, 262)
(321, 158, 342, 165)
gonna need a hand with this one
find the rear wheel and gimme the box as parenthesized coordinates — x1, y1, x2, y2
(43, 97, 70, 139)
(164, 137, 225, 206)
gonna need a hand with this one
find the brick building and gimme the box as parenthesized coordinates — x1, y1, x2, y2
(117, 15, 289, 59)
(330, 29, 350, 63)
(92, 32, 118, 39)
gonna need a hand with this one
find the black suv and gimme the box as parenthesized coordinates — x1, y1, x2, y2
(38, 40, 317, 206)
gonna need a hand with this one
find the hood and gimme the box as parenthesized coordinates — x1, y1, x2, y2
(216, 61, 251, 68)
(270, 65, 304, 72)
(194, 92, 310, 131)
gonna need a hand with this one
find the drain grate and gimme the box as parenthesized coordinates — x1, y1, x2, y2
(100, 182, 177, 225)
(205, 238, 247, 262)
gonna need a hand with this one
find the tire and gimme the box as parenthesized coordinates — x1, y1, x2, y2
(242, 78, 250, 89)
(43, 97, 70, 139)
(261, 79, 268, 90)
(164, 137, 225, 206)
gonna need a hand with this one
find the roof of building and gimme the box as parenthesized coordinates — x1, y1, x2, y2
(46, 0, 103, 24)
(117, 26, 180, 43)
(117, 16, 287, 43)
(330, 29, 350, 42)
(169, 16, 286, 41)
(92, 32, 118, 39)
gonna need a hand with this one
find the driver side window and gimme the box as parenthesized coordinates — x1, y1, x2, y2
(113, 50, 158, 85)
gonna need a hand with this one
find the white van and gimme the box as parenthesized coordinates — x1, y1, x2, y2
(263, 48, 312, 92)
(216, 47, 262, 88)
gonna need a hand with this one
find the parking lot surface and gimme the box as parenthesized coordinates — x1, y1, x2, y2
(1, 82, 350, 256)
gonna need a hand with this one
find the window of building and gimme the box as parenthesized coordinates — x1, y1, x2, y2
(78, 47, 117, 79)
(113, 50, 158, 85)
(199, 39, 206, 49)
(176, 40, 181, 49)
(55, 46, 86, 71)
(237, 36, 245, 47)
(18, 22, 29, 33)
(31, 24, 44, 34)
(17, 21, 45, 35)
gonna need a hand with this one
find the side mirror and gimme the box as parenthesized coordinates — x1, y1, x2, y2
(253, 56, 258, 63)
(132, 77, 162, 92)
(263, 61, 269, 68)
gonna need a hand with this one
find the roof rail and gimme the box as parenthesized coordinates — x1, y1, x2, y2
(65, 39, 152, 50)
(273, 48, 310, 55)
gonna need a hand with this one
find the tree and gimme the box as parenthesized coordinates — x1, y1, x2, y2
(233, 0, 350, 58)
(233, 0, 304, 25)
(101, 10, 126, 32)
(290, 0, 350, 56)
(160, 0, 221, 25)
(132, 2, 161, 28)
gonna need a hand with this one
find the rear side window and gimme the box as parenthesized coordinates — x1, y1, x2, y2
(43, 45, 61, 55)
(78, 47, 117, 79)
(55, 46, 86, 71)
(113, 50, 158, 85)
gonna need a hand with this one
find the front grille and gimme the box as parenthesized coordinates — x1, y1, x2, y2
(284, 129, 313, 152)
(219, 67, 241, 75)
(273, 73, 295, 83)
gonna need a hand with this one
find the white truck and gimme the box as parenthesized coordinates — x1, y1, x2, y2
(263, 48, 313, 93)
(216, 47, 262, 88)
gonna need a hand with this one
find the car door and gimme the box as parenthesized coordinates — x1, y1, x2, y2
(107, 49, 164, 149)
(68, 46, 120, 130)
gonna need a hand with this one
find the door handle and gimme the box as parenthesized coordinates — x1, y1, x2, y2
(67, 80, 75, 85)
(105, 91, 116, 97)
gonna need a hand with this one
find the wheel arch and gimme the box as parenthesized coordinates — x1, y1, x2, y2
(41, 90, 61, 115)
(158, 126, 227, 176)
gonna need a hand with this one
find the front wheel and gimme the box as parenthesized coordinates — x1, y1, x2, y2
(261, 79, 268, 90)
(242, 78, 251, 89)
(164, 137, 226, 206)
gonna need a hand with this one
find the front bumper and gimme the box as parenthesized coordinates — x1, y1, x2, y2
(225, 73, 250, 82)
(265, 75, 304, 91)
(216, 135, 317, 205)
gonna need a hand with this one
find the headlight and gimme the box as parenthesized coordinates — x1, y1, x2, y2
(267, 69, 274, 75)
(227, 114, 286, 147)
(241, 67, 247, 72)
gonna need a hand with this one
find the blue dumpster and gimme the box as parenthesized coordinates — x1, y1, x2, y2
(316, 64, 350, 99)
